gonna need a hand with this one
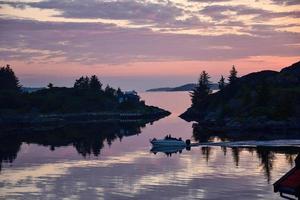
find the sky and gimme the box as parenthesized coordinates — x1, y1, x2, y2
(0, 0, 300, 91)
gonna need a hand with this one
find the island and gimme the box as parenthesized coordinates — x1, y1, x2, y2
(146, 83, 219, 92)
(180, 61, 300, 132)
(0, 65, 170, 131)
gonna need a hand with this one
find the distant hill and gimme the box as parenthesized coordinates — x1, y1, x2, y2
(21, 87, 44, 93)
(147, 83, 219, 92)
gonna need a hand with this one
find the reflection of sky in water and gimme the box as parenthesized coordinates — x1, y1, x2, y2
(0, 147, 296, 200)
(0, 92, 297, 199)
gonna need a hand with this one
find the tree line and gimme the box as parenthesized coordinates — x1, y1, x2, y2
(0, 64, 123, 97)
(0, 65, 146, 114)
(191, 65, 238, 108)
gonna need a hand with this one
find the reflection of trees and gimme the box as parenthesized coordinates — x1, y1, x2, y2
(285, 154, 296, 167)
(231, 148, 240, 167)
(201, 147, 211, 162)
(221, 147, 227, 156)
(255, 147, 299, 183)
(256, 148, 275, 183)
(192, 122, 300, 182)
(0, 137, 22, 172)
(0, 118, 159, 171)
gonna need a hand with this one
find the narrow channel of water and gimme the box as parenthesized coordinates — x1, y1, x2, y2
(0, 92, 298, 200)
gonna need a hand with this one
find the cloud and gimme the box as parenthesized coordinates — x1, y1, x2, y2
(268, 0, 300, 5)
(1, 1, 299, 32)
(0, 18, 299, 65)
(0, 0, 184, 26)
(189, 0, 231, 2)
(200, 4, 300, 21)
(0, 1, 299, 65)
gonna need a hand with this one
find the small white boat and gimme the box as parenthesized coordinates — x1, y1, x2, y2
(150, 137, 189, 147)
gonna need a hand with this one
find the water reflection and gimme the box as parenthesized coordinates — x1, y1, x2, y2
(0, 138, 21, 171)
(0, 118, 164, 172)
(192, 122, 300, 183)
(150, 146, 191, 157)
(1, 92, 300, 200)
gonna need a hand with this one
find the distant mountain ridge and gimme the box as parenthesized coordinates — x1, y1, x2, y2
(147, 83, 219, 92)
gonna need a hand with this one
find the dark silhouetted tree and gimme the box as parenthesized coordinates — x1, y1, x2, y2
(228, 65, 238, 84)
(218, 75, 225, 90)
(47, 83, 54, 89)
(0, 64, 21, 91)
(116, 87, 123, 96)
(74, 76, 90, 89)
(90, 75, 102, 91)
(104, 85, 116, 97)
(191, 71, 211, 108)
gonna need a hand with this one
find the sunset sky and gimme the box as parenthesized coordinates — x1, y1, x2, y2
(0, 0, 300, 90)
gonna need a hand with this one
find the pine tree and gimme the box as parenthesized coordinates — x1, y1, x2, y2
(191, 71, 211, 108)
(83, 76, 90, 88)
(90, 75, 102, 91)
(74, 76, 90, 89)
(104, 84, 116, 97)
(0, 64, 21, 91)
(74, 76, 83, 89)
(116, 87, 123, 96)
(218, 75, 225, 90)
(228, 65, 238, 84)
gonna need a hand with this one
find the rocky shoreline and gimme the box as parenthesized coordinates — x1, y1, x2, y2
(181, 109, 300, 132)
(195, 119, 300, 132)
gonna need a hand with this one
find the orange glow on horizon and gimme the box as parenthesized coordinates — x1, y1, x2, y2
(4, 56, 299, 83)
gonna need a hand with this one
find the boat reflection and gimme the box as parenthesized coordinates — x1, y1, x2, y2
(150, 146, 191, 157)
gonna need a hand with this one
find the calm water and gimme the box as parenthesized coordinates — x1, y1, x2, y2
(0, 92, 299, 200)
